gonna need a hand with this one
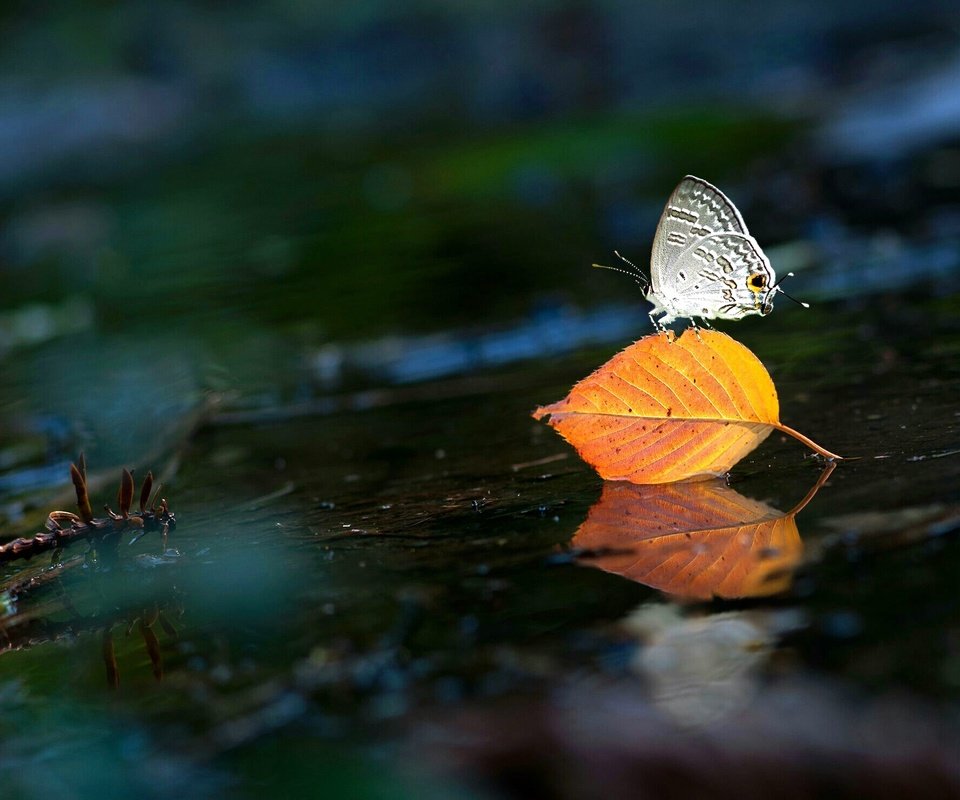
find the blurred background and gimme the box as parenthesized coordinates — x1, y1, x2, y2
(3, 2, 960, 798)
(3, 0, 960, 465)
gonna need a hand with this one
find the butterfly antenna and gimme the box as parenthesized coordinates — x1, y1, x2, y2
(592, 251, 649, 290)
(613, 250, 641, 273)
(771, 272, 810, 309)
(592, 262, 648, 290)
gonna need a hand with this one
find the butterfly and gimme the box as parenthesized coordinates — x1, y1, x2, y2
(596, 175, 805, 328)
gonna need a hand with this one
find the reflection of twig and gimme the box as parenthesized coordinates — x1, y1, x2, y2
(1, 598, 181, 686)
(1, 555, 182, 688)
(0, 555, 85, 601)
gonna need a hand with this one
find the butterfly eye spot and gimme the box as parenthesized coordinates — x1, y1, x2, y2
(748, 274, 767, 292)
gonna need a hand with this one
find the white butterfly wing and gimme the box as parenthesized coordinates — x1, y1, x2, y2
(650, 176, 749, 293)
(657, 232, 775, 321)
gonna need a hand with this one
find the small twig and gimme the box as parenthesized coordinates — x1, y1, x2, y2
(0, 458, 176, 566)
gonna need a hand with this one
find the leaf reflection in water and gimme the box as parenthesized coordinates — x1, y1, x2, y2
(573, 464, 834, 600)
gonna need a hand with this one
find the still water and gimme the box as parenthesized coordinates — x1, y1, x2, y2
(1, 286, 959, 796)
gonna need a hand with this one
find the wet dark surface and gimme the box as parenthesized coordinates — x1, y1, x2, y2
(3, 3, 960, 798)
(4, 297, 960, 796)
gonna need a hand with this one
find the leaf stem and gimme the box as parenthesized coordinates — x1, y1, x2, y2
(774, 423, 843, 461)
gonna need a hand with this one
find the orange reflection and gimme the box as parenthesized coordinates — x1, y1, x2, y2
(573, 464, 834, 600)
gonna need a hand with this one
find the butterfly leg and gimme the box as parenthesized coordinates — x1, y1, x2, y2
(649, 314, 671, 341)
(649, 308, 672, 335)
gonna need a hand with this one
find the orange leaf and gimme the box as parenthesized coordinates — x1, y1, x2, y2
(532, 329, 839, 483)
(572, 465, 833, 599)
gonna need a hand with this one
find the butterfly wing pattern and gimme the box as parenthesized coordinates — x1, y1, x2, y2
(646, 176, 776, 327)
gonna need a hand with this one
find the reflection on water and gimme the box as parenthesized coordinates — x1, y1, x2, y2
(623, 605, 790, 727)
(0, 459, 182, 687)
(0, 549, 183, 688)
(580, 467, 833, 727)
(573, 464, 834, 600)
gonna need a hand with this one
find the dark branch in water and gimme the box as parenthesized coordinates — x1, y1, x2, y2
(0, 455, 176, 565)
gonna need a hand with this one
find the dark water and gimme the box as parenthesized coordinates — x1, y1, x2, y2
(3, 3, 960, 798)
(2, 294, 959, 797)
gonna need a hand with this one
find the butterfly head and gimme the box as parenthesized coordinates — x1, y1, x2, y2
(745, 270, 777, 316)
